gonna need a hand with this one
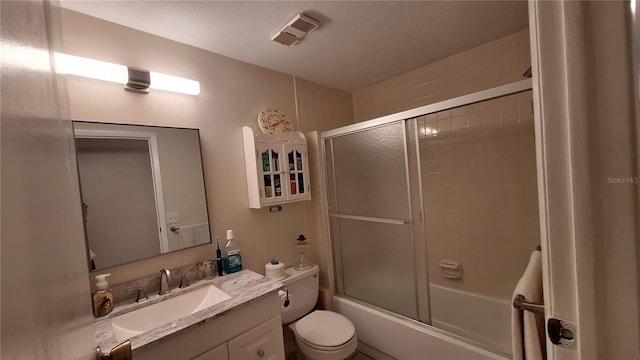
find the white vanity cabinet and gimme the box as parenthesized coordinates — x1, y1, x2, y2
(227, 316, 284, 360)
(134, 291, 284, 360)
(243, 126, 311, 209)
(192, 316, 283, 360)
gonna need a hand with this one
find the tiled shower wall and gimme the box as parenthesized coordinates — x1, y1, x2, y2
(418, 90, 540, 300)
(353, 30, 530, 123)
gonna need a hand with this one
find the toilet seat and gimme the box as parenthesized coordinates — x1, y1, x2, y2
(293, 310, 355, 348)
(296, 332, 356, 352)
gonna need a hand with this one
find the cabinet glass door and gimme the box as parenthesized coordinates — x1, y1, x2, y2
(286, 145, 306, 197)
(258, 145, 283, 201)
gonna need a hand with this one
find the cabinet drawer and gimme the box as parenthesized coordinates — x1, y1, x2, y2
(193, 342, 228, 360)
(228, 315, 284, 360)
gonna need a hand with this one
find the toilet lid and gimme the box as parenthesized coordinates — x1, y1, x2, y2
(295, 311, 355, 347)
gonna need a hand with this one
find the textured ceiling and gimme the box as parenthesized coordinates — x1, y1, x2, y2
(60, 1, 529, 92)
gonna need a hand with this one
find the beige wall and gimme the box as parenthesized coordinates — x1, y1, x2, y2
(353, 30, 530, 123)
(61, 10, 354, 287)
(420, 90, 539, 300)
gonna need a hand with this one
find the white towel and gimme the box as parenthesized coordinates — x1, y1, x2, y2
(179, 223, 210, 247)
(179, 226, 195, 247)
(511, 250, 546, 360)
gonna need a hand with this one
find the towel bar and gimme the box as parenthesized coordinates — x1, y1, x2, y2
(513, 294, 545, 316)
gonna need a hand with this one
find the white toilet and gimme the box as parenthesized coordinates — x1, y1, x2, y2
(280, 264, 357, 360)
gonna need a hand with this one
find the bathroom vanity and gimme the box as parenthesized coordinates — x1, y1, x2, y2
(94, 270, 285, 360)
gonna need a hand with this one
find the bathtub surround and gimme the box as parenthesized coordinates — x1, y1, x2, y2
(419, 90, 539, 301)
(324, 80, 536, 356)
(318, 26, 537, 358)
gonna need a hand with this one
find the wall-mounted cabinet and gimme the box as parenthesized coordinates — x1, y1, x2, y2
(243, 127, 311, 209)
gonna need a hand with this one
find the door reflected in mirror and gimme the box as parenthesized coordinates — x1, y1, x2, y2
(74, 122, 211, 271)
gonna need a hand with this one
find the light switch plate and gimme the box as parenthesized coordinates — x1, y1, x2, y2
(166, 211, 179, 224)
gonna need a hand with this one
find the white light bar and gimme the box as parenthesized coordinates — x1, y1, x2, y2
(150, 71, 200, 95)
(55, 53, 127, 84)
(54, 53, 200, 95)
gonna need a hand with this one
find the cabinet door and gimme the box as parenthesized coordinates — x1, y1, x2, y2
(228, 316, 284, 360)
(192, 342, 228, 360)
(284, 143, 310, 201)
(255, 144, 286, 205)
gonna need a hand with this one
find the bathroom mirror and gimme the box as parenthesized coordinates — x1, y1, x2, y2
(74, 121, 211, 271)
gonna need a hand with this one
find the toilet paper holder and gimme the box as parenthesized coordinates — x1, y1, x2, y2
(280, 286, 290, 307)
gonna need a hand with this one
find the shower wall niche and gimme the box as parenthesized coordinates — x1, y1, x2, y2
(324, 83, 540, 357)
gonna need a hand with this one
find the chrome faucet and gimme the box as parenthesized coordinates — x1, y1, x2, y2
(159, 268, 172, 295)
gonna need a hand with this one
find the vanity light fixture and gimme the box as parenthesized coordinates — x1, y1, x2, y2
(55, 53, 200, 95)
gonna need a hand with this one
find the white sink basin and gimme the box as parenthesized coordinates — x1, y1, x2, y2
(111, 285, 231, 341)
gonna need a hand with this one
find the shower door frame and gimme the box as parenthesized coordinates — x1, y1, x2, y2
(322, 78, 534, 352)
(323, 79, 532, 139)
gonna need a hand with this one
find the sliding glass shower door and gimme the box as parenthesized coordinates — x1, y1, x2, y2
(324, 82, 538, 356)
(324, 121, 428, 321)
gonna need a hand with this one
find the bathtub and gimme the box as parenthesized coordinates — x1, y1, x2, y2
(429, 284, 512, 356)
(333, 294, 510, 360)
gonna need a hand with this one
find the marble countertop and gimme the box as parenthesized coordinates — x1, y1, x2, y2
(94, 269, 283, 353)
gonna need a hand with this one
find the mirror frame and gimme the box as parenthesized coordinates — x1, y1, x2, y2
(73, 121, 212, 271)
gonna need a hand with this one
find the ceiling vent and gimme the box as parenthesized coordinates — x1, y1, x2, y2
(272, 13, 319, 46)
(272, 32, 299, 47)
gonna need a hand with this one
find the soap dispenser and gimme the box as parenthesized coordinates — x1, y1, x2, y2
(93, 273, 114, 317)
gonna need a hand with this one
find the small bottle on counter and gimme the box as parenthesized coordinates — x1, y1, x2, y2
(92, 273, 114, 317)
(223, 229, 243, 274)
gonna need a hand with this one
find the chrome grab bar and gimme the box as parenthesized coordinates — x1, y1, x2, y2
(513, 294, 545, 316)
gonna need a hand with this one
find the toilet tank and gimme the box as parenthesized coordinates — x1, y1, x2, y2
(279, 264, 319, 324)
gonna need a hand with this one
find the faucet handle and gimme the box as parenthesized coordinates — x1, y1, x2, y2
(125, 287, 148, 303)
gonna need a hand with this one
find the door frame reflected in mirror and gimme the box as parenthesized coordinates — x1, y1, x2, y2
(75, 128, 170, 254)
